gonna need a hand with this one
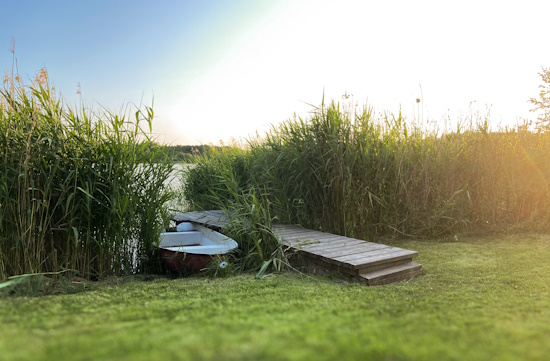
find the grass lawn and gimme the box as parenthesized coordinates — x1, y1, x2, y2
(1, 234, 549, 361)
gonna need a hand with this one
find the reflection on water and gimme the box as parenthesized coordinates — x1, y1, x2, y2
(165, 163, 194, 212)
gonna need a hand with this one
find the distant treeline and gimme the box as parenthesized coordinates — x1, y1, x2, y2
(165, 145, 223, 163)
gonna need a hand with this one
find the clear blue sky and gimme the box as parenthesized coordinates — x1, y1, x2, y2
(2, 0, 550, 144)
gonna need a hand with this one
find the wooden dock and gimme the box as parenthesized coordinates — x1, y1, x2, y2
(173, 210, 422, 286)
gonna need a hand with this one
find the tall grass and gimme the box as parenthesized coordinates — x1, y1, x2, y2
(184, 100, 550, 243)
(184, 146, 286, 275)
(0, 69, 173, 280)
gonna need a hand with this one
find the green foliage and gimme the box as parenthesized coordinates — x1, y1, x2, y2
(183, 146, 252, 211)
(530, 66, 550, 129)
(184, 99, 550, 240)
(0, 270, 88, 297)
(201, 254, 235, 277)
(165, 144, 222, 163)
(0, 72, 173, 281)
(184, 148, 286, 275)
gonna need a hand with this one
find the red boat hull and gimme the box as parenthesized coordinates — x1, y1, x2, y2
(159, 248, 213, 274)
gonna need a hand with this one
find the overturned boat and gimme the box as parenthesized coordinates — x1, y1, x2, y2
(158, 222, 238, 274)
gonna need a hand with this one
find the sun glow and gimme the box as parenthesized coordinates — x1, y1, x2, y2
(3, 0, 549, 145)
(152, 0, 549, 144)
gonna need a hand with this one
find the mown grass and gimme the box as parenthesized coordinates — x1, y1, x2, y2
(1, 234, 549, 361)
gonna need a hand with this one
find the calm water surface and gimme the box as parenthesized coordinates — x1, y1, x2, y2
(166, 163, 194, 211)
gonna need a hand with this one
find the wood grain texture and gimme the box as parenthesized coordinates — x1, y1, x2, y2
(172, 211, 422, 285)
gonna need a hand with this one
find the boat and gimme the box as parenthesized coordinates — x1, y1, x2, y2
(158, 222, 238, 274)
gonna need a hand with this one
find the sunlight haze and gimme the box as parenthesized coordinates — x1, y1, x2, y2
(2, 0, 549, 145)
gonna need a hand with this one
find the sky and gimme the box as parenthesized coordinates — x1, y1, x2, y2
(2, 0, 550, 145)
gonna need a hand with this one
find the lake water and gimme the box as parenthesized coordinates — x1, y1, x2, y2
(165, 163, 194, 211)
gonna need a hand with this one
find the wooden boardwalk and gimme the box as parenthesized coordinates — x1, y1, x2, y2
(174, 210, 422, 286)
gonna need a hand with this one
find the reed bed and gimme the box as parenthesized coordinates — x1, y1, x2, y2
(0, 70, 173, 281)
(184, 100, 550, 243)
(184, 146, 285, 274)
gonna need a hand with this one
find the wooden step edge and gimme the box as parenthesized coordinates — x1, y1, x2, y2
(286, 251, 363, 277)
(366, 267, 422, 286)
(349, 250, 418, 270)
(358, 262, 422, 286)
(288, 247, 417, 272)
(354, 257, 414, 275)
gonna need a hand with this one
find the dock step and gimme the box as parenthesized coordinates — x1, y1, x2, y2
(174, 210, 423, 286)
(359, 262, 422, 286)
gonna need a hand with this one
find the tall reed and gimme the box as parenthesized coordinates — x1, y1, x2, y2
(0, 69, 173, 280)
(184, 146, 285, 275)
(184, 100, 550, 242)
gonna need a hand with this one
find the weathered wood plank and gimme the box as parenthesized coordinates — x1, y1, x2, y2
(176, 211, 223, 223)
(273, 224, 303, 230)
(276, 232, 345, 244)
(360, 262, 422, 281)
(355, 258, 414, 274)
(295, 254, 358, 277)
(295, 251, 362, 270)
(275, 231, 331, 241)
(303, 240, 378, 253)
(300, 250, 401, 272)
(333, 247, 405, 263)
(360, 262, 422, 286)
(283, 236, 345, 249)
(291, 238, 365, 251)
(273, 226, 310, 233)
(310, 243, 390, 258)
(346, 249, 418, 268)
(172, 211, 422, 285)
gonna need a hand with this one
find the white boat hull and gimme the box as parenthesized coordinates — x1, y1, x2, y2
(159, 222, 238, 273)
